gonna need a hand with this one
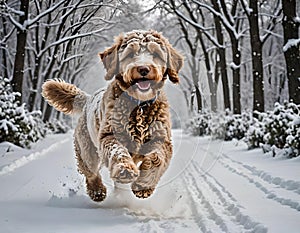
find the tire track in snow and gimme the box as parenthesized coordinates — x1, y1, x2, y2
(196, 144, 300, 213)
(182, 170, 225, 233)
(193, 162, 268, 233)
(0, 138, 70, 176)
(222, 154, 300, 195)
(138, 220, 165, 233)
(137, 219, 190, 233)
(183, 160, 267, 233)
(217, 156, 300, 212)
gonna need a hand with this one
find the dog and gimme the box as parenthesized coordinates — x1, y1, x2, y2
(42, 30, 183, 202)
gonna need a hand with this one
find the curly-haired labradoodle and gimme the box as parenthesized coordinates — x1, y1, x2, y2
(42, 30, 183, 202)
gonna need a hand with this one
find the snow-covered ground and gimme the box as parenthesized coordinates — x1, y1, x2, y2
(0, 130, 299, 233)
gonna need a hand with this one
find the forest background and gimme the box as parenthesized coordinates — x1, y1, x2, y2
(0, 0, 299, 156)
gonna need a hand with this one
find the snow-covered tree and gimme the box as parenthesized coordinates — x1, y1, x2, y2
(241, 0, 265, 112)
(166, 0, 231, 112)
(0, 0, 121, 121)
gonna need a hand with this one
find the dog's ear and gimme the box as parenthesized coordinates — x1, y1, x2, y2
(166, 45, 184, 84)
(99, 44, 119, 81)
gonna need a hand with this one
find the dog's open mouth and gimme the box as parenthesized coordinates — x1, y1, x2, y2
(134, 79, 152, 92)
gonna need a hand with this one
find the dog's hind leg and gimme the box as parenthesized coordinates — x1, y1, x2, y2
(75, 150, 106, 202)
(74, 116, 106, 202)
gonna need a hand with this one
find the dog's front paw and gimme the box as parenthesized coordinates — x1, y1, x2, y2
(111, 161, 139, 184)
(87, 188, 107, 202)
(86, 177, 107, 202)
(131, 183, 155, 199)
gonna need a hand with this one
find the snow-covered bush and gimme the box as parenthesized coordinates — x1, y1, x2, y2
(275, 103, 300, 157)
(244, 102, 300, 157)
(0, 77, 69, 147)
(186, 110, 251, 140)
(263, 102, 294, 148)
(46, 119, 70, 134)
(185, 110, 211, 136)
(207, 110, 251, 140)
(244, 112, 266, 149)
(223, 111, 251, 141)
(0, 78, 71, 148)
(261, 102, 299, 157)
(185, 102, 300, 158)
(0, 78, 46, 148)
(209, 112, 226, 139)
(284, 116, 300, 157)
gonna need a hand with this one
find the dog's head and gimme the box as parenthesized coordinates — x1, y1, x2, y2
(99, 30, 184, 101)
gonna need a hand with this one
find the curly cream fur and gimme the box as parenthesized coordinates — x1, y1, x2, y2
(42, 30, 183, 201)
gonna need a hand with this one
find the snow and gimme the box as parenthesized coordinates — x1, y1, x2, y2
(229, 62, 241, 70)
(0, 137, 70, 176)
(0, 130, 300, 233)
(0, 119, 18, 133)
(283, 39, 300, 52)
(294, 16, 300, 23)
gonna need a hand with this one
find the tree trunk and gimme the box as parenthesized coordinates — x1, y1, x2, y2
(248, 0, 265, 112)
(210, 57, 221, 112)
(28, 57, 40, 112)
(231, 37, 241, 114)
(191, 57, 202, 112)
(177, 17, 203, 113)
(195, 86, 202, 112)
(181, 89, 190, 111)
(11, 0, 29, 103)
(212, 0, 231, 111)
(282, 0, 300, 104)
(190, 94, 195, 112)
(198, 32, 218, 112)
(0, 15, 10, 79)
(43, 104, 53, 122)
(32, 12, 52, 111)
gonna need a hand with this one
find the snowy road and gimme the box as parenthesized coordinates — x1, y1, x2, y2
(0, 130, 300, 233)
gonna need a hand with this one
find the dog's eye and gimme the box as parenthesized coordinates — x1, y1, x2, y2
(126, 51, 135, 59)
(152, 52, 165, 61)
(152, 52, 160, 58)
(120, 51, 135, 61)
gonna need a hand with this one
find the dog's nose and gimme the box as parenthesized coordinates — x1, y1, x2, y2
(137, 66, 150, 76)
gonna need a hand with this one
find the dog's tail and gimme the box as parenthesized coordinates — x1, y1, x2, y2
(42, 79, 88, 115)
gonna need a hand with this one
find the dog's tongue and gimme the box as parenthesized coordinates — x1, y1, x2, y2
(136, 80, 151, 90)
